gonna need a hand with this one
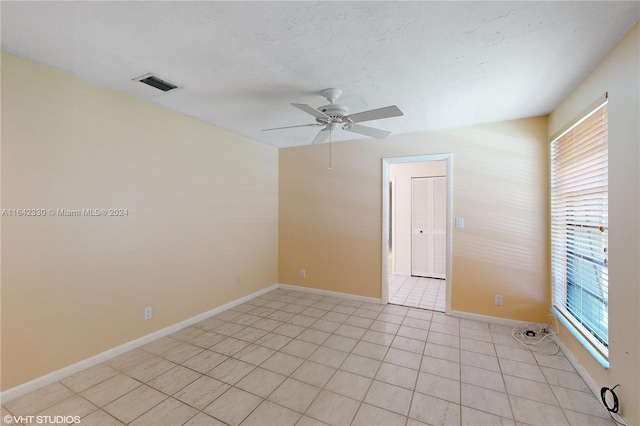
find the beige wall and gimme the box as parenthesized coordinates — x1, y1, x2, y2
(548, 22, 639, 425)
(389, 161, 447, 276)
(279, 116, 550, 322)
(0, 52, 279, 391)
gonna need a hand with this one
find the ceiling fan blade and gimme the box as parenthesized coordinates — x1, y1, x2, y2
(344, 123, 391, 139)
(311, 128, 330, 144)
(292, 103, 329, 120)
(346, 105, 403, 123)
(262, 123, 322, 131)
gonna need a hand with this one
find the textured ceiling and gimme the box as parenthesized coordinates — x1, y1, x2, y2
(2, 1, 638, 148)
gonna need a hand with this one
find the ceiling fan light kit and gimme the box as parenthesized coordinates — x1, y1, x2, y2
(263, 88, 404, 145)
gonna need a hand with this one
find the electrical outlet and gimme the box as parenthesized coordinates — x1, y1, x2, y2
(495, 294, 503, 306)
(144, 306, 152, 320)
(300, 269, 306, 278)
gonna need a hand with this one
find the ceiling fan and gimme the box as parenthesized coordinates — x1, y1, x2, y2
(262, 88, 404, 144)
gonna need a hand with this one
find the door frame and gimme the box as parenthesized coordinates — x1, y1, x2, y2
(381, 154, 453, 313)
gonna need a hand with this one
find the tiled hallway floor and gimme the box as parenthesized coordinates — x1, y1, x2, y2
(389, 274, 446, 312)
(2, 288, 614, 426)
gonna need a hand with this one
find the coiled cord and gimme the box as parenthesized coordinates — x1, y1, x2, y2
(601, 385, 626, 425)
(511, 315, 560, 355)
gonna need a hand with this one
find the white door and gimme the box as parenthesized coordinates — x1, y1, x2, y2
(411, 178, 431, 277)
(412, 176, 446, 278)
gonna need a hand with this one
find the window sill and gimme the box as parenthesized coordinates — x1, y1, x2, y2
(552, 306, 609, 369)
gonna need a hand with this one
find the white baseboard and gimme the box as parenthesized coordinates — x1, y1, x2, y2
(277, 283, 382, 305)
(449, 310, 525, 328)
(553, 337, 600, 395)
(0, 284, 279, 404)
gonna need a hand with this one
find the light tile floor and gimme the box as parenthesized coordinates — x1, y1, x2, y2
(2, 288, 615, 426)
(389, 274, 446, 312)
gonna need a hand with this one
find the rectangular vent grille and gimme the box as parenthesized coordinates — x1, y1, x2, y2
(134, 74, 178, 92)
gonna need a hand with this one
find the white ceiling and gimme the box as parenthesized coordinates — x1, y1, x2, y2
(2, 1, 638, 148)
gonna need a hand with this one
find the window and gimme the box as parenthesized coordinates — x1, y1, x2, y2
(550, 96, 608, 362)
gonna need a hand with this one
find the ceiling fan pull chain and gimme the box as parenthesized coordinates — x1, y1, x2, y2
(328, 130, 333, 171)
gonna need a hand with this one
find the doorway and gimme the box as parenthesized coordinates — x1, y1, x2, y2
(382, 155, 452, 313)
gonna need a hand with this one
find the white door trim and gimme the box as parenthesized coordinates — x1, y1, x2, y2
(381, 154, 453, 313)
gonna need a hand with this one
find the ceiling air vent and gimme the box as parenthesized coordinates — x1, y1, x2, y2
(134, 73, 178, 92)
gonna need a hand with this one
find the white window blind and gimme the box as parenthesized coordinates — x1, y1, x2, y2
(550, 98, 608, 358)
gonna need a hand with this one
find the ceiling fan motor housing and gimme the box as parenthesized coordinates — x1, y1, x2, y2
(316, 104, 350, 124)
